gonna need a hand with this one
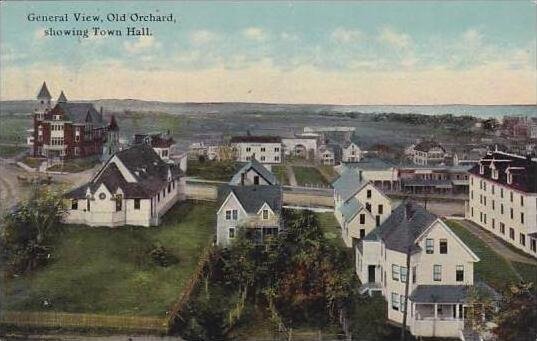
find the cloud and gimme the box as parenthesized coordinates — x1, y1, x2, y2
(242, 27, 267, 42)
(378, 26, 412, 49)
(330, 27, 363, 44)
(124, 36, 160, 54)
(190, 30, 218, 45)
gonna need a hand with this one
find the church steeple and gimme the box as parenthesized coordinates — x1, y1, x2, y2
(37, 81, 52, 99)
(58, 91, 67, 103)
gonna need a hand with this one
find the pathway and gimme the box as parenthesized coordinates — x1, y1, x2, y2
(458, 219, 537, 265)
(285, 165, 298, 187)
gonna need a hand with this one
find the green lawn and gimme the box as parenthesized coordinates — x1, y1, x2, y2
(271, 165, 289, 185)
(186, 159, 241, 182)
(0, 116, 31, 144)
(445, 220, 523, 290)
(47, 157, 100, 173)
(293, 166, 329, 187)
(318, 165, 338, 182)
(316, 212, 345, 249)
(1, 201, 216, 317)
(512, 261, 537, 285)
(0, 145, 28, 158)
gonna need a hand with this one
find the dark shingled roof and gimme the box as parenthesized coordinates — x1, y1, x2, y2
(51, 102, 106, 127)
(57, 91, 67, 103)
(230, 135, 282, 143)
(414, 141, 445, 153)
(364, 201, 437, 253)
(332, 167, 367, 202)
(218, 185, 282, 214)
(37, 81, 52, 99)
(410, 285, 469, 303)
(66, 144, 182, 199)
(229, 158, 278, 185)
(469, 151, 537, 193)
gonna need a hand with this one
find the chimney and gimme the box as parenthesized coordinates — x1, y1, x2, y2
(358, 169, 363, 182)
(100, 106, 103, 117)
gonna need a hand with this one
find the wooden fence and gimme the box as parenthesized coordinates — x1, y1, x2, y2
(0, 311, 167, 333)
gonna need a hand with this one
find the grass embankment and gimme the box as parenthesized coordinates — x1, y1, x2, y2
(318, 165, 338, 182)
(316, 212, 345, 250)
(186, 160, 240, 182)
(271, 165, 289, 185)
(445, 220, 537, 290)
(2, 201, 216, 316)
(0, 145, 27, 158)
(47, 157, 99, 173)
(293, 166, 329, 187)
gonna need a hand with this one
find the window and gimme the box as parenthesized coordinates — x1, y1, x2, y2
(360, 229, 365, 238)
(510, 208, 514, 220)
(134, 198, 141, 210)
(262, 209, 269, 220)
(400, 295, 406, 312)
(400, 267, 408, 282)
(367, 189, 372, 198)
(510, 191, 513, 202)
(500, 204, 504, 215)
(366, 203, 371, 212)
(274, 147, 280, 152)
(260, 147, 266, 152)
(86, 199, 91, 212)
(391, 293, 399, 311)
(456, 265, 464, 282)
(492, 200, 495, 210)
(157, 193, 160, 202)
(520, 233, 526, 246)
(509, 228, 515, 240)
(520, 196, 524, 206)
(375, 215, 380, 227)
(168, 183, 171, 193)
(232, 210, 238, 220)
(71, 199, 78, 210)
(162, 149, 168, 157)
(246, 147, 251, 152)
(440, 239, 448, 254)
(274, 156, 280, 162)
(500, 223, 505, 234)
(492, 219, 495, 229)
(226, 210, 231, 220)
(359, 214, 365, 224)
(229, 227, 235, 239)
(433, 265, 442, 281)
(521, 213, 524, 224)
(426, 238, 434, 254)
(392, 265, 400, 281)
(99, 193, 106, 200)
(260, 156, 266, 162)
(412, 266, 417, 283)
(115, 195, 122, 212)
(531, 239, 536, 253)
(378, 204, 383, 214)
(500, 188, 504, 198)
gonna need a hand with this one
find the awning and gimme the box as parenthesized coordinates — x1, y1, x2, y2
(410, 285, 469, 304)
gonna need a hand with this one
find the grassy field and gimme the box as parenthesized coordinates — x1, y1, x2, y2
(271, 165, 289, 185)
(445, 220, 535, 290)
(186, 159, 241, 182)
(47, 157, 100, 173)
(316, 212, 345, 249)
(512, 261, 537, 285)
(293, 166, 329, 187)
(0, 145, 28, 158)
(318, 165, 339, 182)
(1, 201, 216, 317)
(0, 116, 31, 144)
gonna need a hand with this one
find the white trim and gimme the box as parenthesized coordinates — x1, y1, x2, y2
(216, 191, 248, 216)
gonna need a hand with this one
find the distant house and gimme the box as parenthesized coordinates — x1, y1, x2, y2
(356, 201, 480, 339)
(134, 132, 175, 161)
(30, 82, 115, 159)
(411, 141, 447, 166)
(216, 185, 283, 246)
(346, 158, 400, 192)
(281, 134, 319, 160)
(333, 167, 392, 247)
(64, 144, 184, 227)
(231, 135, 282, 164)
(318, 144, 341, 165)
(341, 141, 363, 163)
(229, 159, 279, 186)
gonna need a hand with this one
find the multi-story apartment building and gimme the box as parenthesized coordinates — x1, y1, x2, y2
(467, 151, 537, 257)
(357, 202, 480, 338)
(230, 135, 282, 164)
(411, 141, 447, 166)
(333, 167, 392, 247)
(30, 82, 116, 159)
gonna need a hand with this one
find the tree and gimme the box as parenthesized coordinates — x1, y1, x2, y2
(2, 186, 66, 274)
(494, 282, 537, 341)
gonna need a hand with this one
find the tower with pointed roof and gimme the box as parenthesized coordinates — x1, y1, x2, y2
(101, 114, 121, 162)
(57, 90, 67, 103)
(35, 81, 52, 120)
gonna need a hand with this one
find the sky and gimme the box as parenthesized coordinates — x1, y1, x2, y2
(0, 1, 536, 104)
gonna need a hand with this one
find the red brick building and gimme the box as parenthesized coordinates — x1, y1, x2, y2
(30, 82, 117, 159)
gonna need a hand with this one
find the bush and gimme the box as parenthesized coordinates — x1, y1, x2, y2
(148, 244, 178, 267)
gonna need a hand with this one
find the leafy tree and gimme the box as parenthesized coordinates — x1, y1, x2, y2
(494, 282, 537, 341)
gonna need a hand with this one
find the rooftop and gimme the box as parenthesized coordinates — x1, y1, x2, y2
(230, 135, 282, 143)
(218, 184, 282, 214)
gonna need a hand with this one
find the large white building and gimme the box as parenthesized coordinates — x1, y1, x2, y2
(230, 135, 282, 164)
(341, 141, 363, 163)
(357, 202, 480, 338)
(333, 167, 392, 247)
(64, 144, 184, 227)
(466, 151, 537, 257)
(411, 141, 447, 166)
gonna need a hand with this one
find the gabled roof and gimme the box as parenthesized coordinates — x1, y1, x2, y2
(414, 141, 445, 153)
(364, 201, 437, 253)
(37, 81, 52, 99)
(229, 158, 278, 185)
(332, 167, 367, 202)
(66, 144, 182, 199)
(52, 102, 105, 127)
(218, 185, 282, 214)
(340, 197, 363, 223)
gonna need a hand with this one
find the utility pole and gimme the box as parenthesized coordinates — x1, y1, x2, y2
(400, 202, 412, 341)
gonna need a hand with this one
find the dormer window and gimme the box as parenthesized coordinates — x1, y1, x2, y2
(492, 169, 499, 180)
(262, 209, 269, 220)
(479, 164, 484, 175)
(507, 171, 513, 185)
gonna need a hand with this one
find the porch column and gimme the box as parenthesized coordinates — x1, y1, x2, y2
(434, 304, 438, 319)
(455, 304, 459, 320)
